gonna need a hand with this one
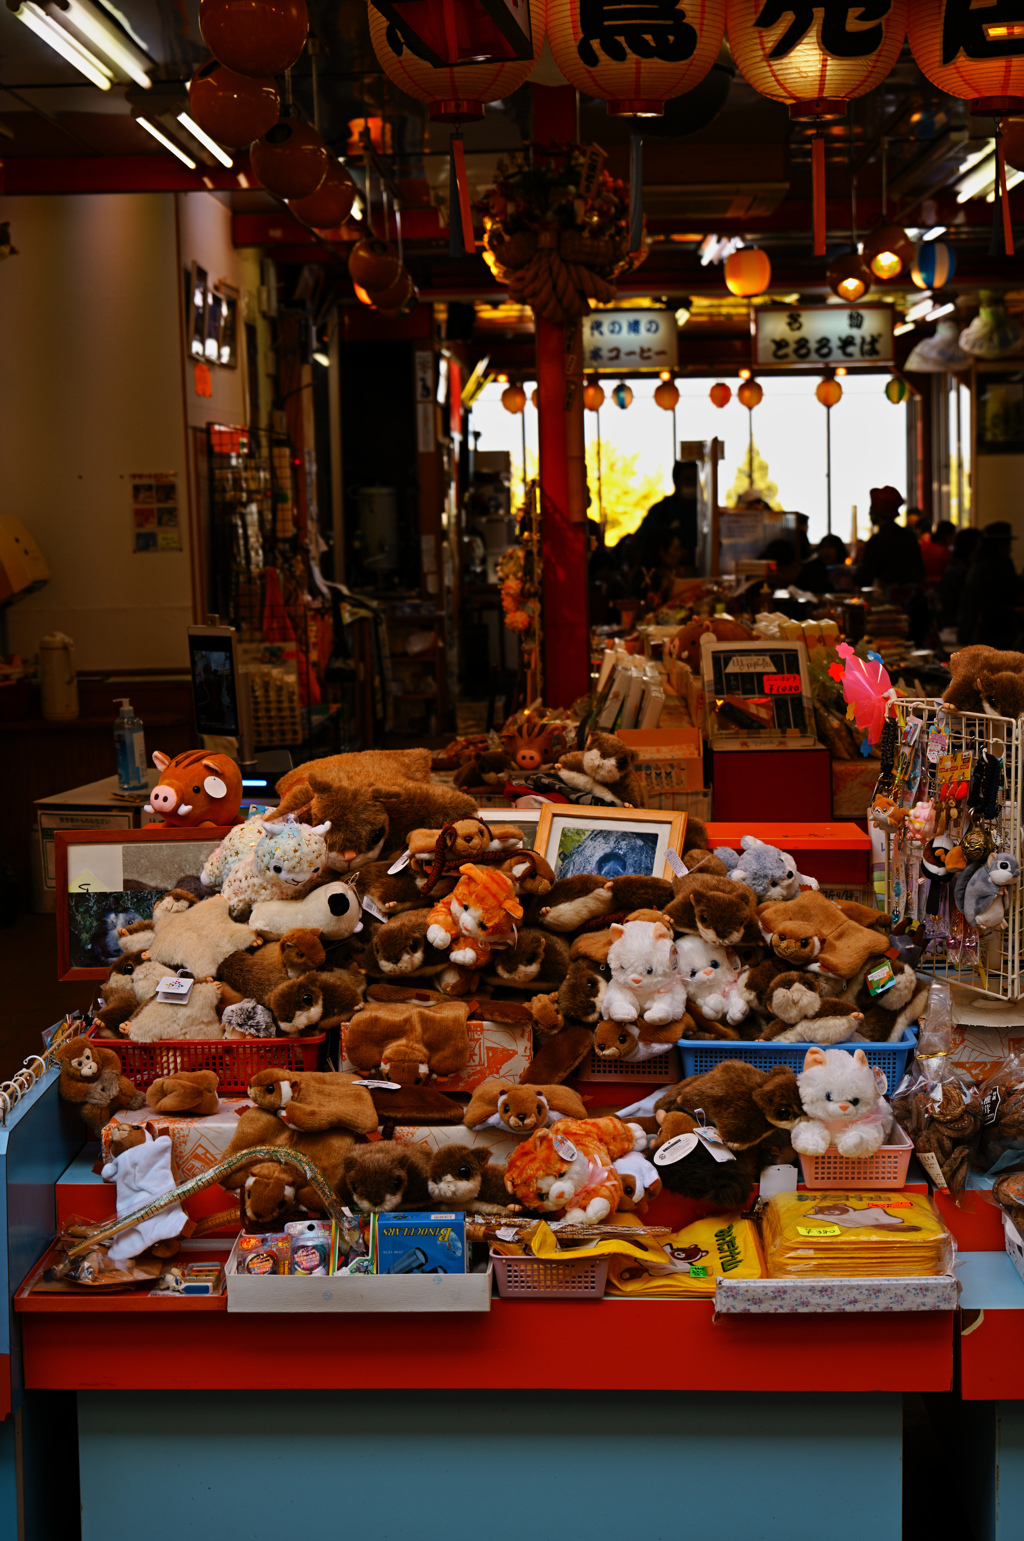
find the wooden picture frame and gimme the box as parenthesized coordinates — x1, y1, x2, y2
(534, 805, 687, 883)
(54, 827, 234, 982)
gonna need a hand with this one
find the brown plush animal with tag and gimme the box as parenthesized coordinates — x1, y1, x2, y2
(369, 909, 448, 978)
(757, 891, 890, 982)
(345, 999, 471, 1084)
(655, 1060, 804, 1152)
(651, 1110, 759, 1206)
(427, 1146, 515, 1212)
(148, 895, 258, 980)
(247, 1068, 380, 1132)
(146, 1070, 220, 1116)
(355, 859, 425, 914)
(558, 955, 610, 1023)
(218, 928, 325, 1004)
(341, 1141, 432, 1213)
(222, 1109, 362, 1211)
(56, 1036, 144, 1132)
(268, 967, 365, 1033)
(486, 928, 571, 991)
(463, 1079, 587, 1133)
(526, 875, 615, 932)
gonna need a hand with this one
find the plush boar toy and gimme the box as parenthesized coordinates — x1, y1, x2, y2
(144, 750, 243, 828)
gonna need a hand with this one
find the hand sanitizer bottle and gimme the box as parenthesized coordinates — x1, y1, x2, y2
(113, 699, 147, 791)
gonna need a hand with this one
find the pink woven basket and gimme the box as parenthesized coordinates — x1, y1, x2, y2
(797, 1122, 914, 1190)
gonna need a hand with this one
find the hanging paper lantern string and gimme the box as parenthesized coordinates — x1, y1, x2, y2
(828, 642, 896, 750)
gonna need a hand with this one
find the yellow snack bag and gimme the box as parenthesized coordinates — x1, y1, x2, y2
(761, 1191, 953, 1277)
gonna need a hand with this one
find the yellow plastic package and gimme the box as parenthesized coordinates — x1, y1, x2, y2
(606, 1213, 765, 1299)
(761, 1191, 953, 1278)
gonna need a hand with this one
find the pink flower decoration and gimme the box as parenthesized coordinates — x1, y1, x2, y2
(835, 642, 893, 744)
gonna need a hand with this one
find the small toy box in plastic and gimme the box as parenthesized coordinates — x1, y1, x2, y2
(371, 1212, 466, 1275)
(797, 1122, 914, 1190)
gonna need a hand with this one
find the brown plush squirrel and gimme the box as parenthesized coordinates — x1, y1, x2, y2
(146, 1070, 220, 1116)
(554, 731, 645, 808)
(427, 1145, 515, 1212)
(341, 1141, 432, 1213)
(56, 1037, 144, 1132)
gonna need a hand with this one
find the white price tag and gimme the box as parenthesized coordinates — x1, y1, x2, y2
(495, 1226, 518, 1242)
(664, 848, 686, 878)
(654, 1132, 698, 1165)
(156, 976, 194, 1004)
(358, 1079, 401, 1091)
(361, 895, 387, 923)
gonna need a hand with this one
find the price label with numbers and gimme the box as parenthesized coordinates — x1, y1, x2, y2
(763, 674, 802, 695)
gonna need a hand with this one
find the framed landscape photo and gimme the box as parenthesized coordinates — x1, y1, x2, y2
(54, 827, 234, 981)
(534, 805, 687, 882)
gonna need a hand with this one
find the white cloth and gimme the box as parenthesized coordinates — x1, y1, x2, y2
(101, 1132, 187, 1263)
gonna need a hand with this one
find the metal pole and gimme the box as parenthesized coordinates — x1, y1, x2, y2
(521, 403, 528, 497)
(748, 406, 754, 490)
(826, 405, 832, 536)
(597, 405, 604, 536)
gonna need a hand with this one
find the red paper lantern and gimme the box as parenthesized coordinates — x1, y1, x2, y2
(737, 379, 763, 409)
(348, 238, 402, 291)
(654, 379, 680, 410)
(288, 162, 357, 229)
(724, 247, 771, 297)
(544, 0, 726, 116)
(907, 2, 1024, 114)
(816, 377, 843, 407)
(188, 60, 280, 148)
(368, 0, 540, 121)
(726, 0, 908, 117)
(709, 382, 732, 408)
(583, 379, 605, 411)
(370, 0, 533, 67)
(250, 118, 327, 199)
(502, 383, 527, 413)
(199, 0, 308, 78)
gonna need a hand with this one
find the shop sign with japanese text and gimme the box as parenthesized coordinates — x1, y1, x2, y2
(754, 305, 894, 367)
(582, 310, 678, 372)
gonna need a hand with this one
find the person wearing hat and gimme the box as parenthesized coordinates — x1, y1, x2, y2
(856, 486, 926, 589)
(957, 521, 1024, 649)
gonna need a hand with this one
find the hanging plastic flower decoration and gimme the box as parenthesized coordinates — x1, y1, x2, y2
(828, 642, 895, 751)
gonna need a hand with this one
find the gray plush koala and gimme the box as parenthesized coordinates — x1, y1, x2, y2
(957, 851, 1020, 933)
(715, 835, 819, 903)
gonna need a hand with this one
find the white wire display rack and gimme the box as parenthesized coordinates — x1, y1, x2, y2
(884, 699, 1022, 1002)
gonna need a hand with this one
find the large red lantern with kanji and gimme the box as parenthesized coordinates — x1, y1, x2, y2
(543, 0, 726, 116)
(726, 0, 908, 255)
(368, 0, 541, 122)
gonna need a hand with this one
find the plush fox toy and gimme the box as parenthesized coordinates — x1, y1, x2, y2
(425, 863, 523, 969)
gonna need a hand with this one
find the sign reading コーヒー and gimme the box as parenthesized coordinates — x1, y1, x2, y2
(754, 305, 894, 368)
(582, 310, 678, 372)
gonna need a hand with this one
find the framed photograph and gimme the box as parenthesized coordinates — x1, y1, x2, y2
(534, 805, 687, 882)
(54, 828, 234, 981)
(477, 807, 539, 851)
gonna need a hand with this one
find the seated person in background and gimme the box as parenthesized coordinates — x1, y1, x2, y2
(938, 526, 981, 637)
(800, 533, 849, 594)
(957, 522, 1024, 650)
(633, 524, 686, 607)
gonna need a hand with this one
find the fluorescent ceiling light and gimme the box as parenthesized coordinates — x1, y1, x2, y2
(925, 302, 956, 321)
(12, 2, 113, 89)
(986, 167, 1024, 202)
(62, 0, 152, 86)
(894, 321, 915, 336)
(957, 140, 996, 176)
(922, 226, 948, 241)
(957, 159, 997, 202)
(313, 351, 330, 367)
(177, 112, 233, 168)
(136, 116, 196, 169)
(905, 294, 934, 322)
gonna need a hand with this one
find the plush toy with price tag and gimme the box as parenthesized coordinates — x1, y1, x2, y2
(502, 1116, 646, 1224)
(790, 1046, 892, 1159)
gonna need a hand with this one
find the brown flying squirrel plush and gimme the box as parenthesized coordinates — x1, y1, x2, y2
(557, 955, 610, 1024)
(665, 872, 758, 946)
(485, 928, 571, 991)
(942, 645, 1024, 719)
(525, 875, 616, 932)
(368, 909, 448, 978)
(56, 1037, 144, 1132)
(756, 999, 865, 1045)
(341, 1141, 432, 1213)
(247, 1068, 379, 1132)
(655, 1060, 804, 1152)
(95, 955, 177, 1037)
(238, 1160, 307, 1230)
(344, 999, 471, 1085)
(427, 1145, 515, 1212)
(355, 859, 425, 915)
(554, 730, 645, 808)
(218, 928, 326, 1004)
(268, 967, 365, 1034)
(757, 891, 890, 981)
(832, 957, 930, 1043)
(222, 1109, 363, 1212)
(146, 1070, 220, 1116)
(463, 1079, 587, 1133)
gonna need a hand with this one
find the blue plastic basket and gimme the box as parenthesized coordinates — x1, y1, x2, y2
(676, 1029, 917, 1087)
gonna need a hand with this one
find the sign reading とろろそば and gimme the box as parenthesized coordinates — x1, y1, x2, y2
(754, 305, 894, 367)
(582, 310, 678, 372)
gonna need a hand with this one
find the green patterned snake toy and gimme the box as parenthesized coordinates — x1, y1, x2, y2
(68, 1146, 347, 1258)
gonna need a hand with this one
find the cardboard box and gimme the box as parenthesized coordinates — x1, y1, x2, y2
(832, 759, 881, 820)
(224, 1234, 492, 1312)
(619, 726, 704, 800)
(372, 1212, 467, 1275)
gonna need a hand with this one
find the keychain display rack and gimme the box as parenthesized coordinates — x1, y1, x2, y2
(883, 699, 1023, 1002)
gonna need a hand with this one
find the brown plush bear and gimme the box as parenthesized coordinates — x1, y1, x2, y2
(56, 1037, 144, 1132)
(757, 891, 890, 981)
(655, 1060, 804, 1151)
(554, 730, 646, 808)
(345, 999, 472, 1083)
(247, 1068, 379, 1133)
(426, 1145, 515, 1212)
(463, 1079, 587, 1133)
(942, 645, 1024, 719)
(341, 1141, 432, 1213)
(665, 873, 758, 946)
(146, 1070, 220, 1116)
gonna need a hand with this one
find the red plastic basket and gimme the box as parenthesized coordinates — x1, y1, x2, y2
(92, 1029, 326, 1097)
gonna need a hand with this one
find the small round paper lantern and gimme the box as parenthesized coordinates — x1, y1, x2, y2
(827, 249, 870, 302)
(288, 161, 357, 229)
(250, 118, 327, 199)
(368, 0, 541, 121)
(188, 60, 279, 147)
(654, 379, 680, 411)
(907, 3, 1024, 114)
(724, 247, 771, 297)
(726, 0, 908, 117)
(583, 379, 605, 411)
(911, 239, 956, 291)
(544, 0, 726, 116)
(502, 383, 527, 414)
(885, 377, 908, 404)
(348, 238, 402, 291)
(709, 382, 732, 408)
(862, 222, 915, 281)
(816, 377, 843, 407)
(531, 388, 539, 408)
(737, 379, 763, 409)
(612, 381, 633, 410)
(199, 0, 307, 78)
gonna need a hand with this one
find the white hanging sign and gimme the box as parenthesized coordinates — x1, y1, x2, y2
(582, 310, 678, 372)
(754, 305, 894, 367)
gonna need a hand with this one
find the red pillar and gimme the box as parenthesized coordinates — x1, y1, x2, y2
(532, 84, 590, 709)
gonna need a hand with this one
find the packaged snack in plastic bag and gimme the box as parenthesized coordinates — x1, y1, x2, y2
(237, 1232, 291, 1276)
(974, 1052, 1024, 1174)
(760, 1190, 953, 1278)
(891, 1015, 981, 1196)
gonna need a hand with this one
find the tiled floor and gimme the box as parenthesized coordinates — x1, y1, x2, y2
(0, 910, 95, 1081)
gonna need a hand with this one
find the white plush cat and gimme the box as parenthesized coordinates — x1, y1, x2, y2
(673, 935, 750, 1025)
(791, 1046, 891, 1159)
(604, 920, 687, 1026)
